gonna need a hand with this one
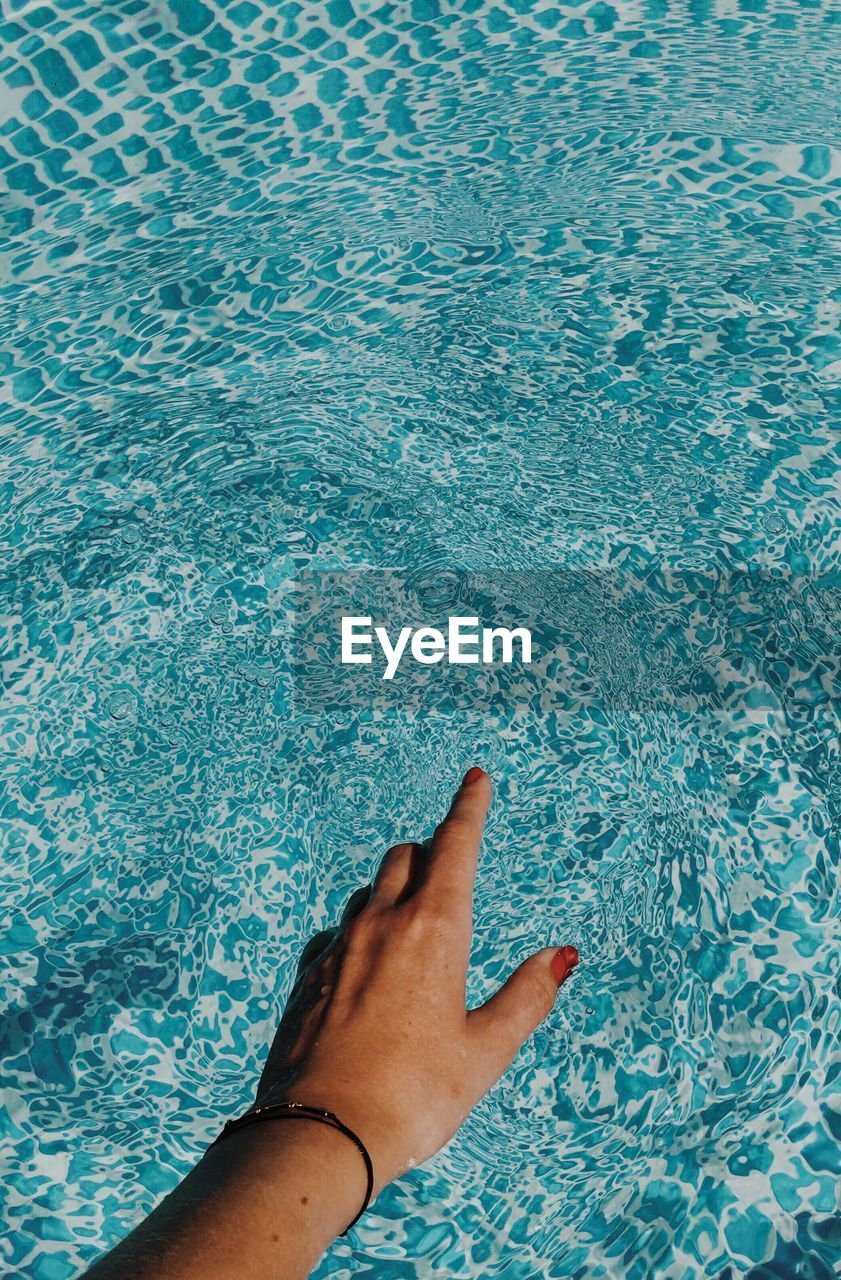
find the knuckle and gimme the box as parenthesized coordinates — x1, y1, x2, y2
(377, 842, 413, 876)
(439, 812, 472, 839)
(397, 896, 437, 937)
(341, 913, 374, 952)
(400, 896, 455, 943)
(398, 895, 427, 927)
(386, 841, 415, 859)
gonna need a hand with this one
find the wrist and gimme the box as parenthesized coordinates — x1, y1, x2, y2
(257, 1081, 404, 1196)
(202, 1105, 371, 1237)
(87, 1111, 371, 1280)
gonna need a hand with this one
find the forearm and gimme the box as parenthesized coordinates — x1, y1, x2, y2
(82, 1119, 369, 1280)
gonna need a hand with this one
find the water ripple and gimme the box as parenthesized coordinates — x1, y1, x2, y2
(1, 1, 838, 1277)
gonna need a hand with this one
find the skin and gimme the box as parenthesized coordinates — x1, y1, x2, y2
(82, 767, 579, 1280)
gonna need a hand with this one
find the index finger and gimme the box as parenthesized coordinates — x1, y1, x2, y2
(423, 766, 492, 922)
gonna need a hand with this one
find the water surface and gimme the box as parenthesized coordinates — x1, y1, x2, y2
(0, 1, 839, 1277)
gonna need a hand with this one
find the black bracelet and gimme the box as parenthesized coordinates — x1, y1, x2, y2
(209, 1100, 375, 1236)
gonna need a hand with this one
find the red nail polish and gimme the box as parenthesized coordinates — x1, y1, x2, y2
(551, 946, 579, 984)
(462, 766, 484, 786)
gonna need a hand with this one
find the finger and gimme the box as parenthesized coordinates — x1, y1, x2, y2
(369, 842, 428, 910)
(423, 766, 491, 921)
(295, 884, 373, 976)
(339, 883, 372, 925)
(466, 945, 579, 1087)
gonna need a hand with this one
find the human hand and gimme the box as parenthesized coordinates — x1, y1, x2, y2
(254, 767, 579, 1196)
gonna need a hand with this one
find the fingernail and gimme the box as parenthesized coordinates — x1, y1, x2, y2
(462, 766, 485, 786)
(551, 946, 579, 984)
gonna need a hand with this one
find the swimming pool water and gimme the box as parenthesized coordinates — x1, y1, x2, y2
(1, 1, 839, 1277)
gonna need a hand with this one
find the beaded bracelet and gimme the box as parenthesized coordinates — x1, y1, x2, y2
(210, 1100, 374, 1235)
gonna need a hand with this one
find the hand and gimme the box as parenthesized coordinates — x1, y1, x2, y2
(253, 767, 579, 1197)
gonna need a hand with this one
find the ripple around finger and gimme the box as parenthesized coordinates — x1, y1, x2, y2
(1, 1, 840, 1278)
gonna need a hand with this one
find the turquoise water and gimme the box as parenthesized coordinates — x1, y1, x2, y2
(1, 1, 840, 1277)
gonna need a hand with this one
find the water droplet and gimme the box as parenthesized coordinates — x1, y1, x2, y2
(105, 691, 135, 721)
(208, 604, 228, 626)
(762, 511, 786, 535)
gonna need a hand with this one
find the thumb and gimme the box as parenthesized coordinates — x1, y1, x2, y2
(467, 945, 579, 1084)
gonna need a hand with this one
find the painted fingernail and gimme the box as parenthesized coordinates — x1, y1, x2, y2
(551, 946, 579, 984)
(462, 766, 485, 786)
